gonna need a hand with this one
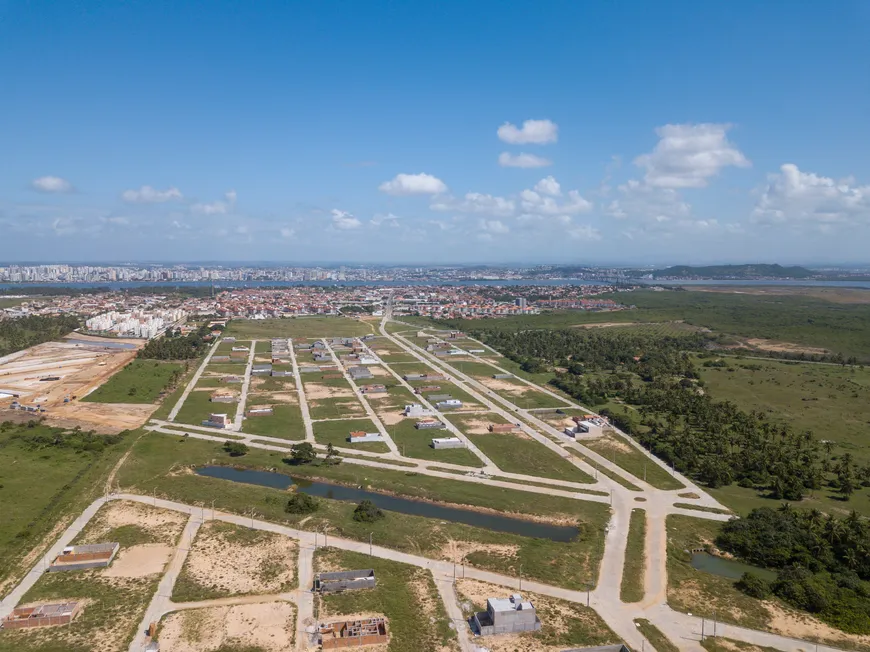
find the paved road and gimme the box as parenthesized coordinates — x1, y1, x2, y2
(233, 340, 259, 430)
(287, 337, 315, 442)
(4, 493, 839, 652)
(295, 544, 315, 650)
(167, 336, 223, 422)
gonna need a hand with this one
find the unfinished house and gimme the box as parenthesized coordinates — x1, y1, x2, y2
(489, 423, 521, 433)
(246, 407, 273, 417)
(415, 419, 446, 430)
(202, 413, 230, 429)
(348, 431, 384, 444)
(2, 601, 82, 629)
(49, 543, 119, 572)
(472, 593, 541, 635)
(432, 437, 464, 449)
(319, 618, 388, 649)
(315, 569, 376, 593)
(210, 393, 237, 403)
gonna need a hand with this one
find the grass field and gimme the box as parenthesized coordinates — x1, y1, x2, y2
(117, 434, 611, 589)
(0, 424, 130, 590)
(582, 431, 684, 490)
(308, 397, 367, 420)
(241, 403, 306, 440)
(173, 389, 221, 426)
(313, 418, 389, 453)
(82, 360, 184, 404)
(315, 548, 456, 652)
(448, 414, 594, 483)
(387, 417, 485, 467)
(226, 317, 374, 339)
(620, 509, 646, 603)
(634, 619, 679, 652)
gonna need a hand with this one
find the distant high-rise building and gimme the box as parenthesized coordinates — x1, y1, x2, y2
(515, 297, 527, 309)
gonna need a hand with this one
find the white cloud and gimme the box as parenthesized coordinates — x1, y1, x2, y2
(498, 152, 552, 168)
(634, 123, 750, 188)
(106, 216, 130, 225)
(520, 188, 592, 216)
(191, 190, 236, 215)
(497, 119, 558, 145)
(481, 219, 510, 234)
(753, 164, 870, 226)
(379, 173, 447, 196)
(431, 193, 516, 217)
(122, 185, 183, 203)
(371, 213, 401, 227)
(567, 225, 602, 241)
(533, 176, 561, 196)
(606, 179, 691, 222)
(32, 176, 73, 193)
(280, 227, 296, 238)
(331, 209, 362, 230)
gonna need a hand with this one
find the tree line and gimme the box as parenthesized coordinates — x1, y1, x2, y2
(138, 323, 214, 360)
(0, 314, 81, 357)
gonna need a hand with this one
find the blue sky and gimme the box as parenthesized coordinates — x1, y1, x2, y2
(2, 1, 869, 265)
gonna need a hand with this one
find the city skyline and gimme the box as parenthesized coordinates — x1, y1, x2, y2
(3, 2, 870, 264)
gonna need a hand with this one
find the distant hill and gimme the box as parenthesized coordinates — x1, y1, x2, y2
(652, 264, 816, 280)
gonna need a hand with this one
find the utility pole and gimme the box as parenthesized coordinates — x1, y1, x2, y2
(369, 532, 373, 556)
(519, 565, 522, 591)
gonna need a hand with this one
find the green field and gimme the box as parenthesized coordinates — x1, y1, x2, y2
(582, 431, 684, 490)
(308, 397, 367, 420)
(0, 424, 129, 588)
(315, 549, 456, 652)
(117, 433, 611, 589)
(313, 418, 389, 452)
(173, 389, 227, 426)
(448, 414, 594, 483)
(620, 509, 646, 602)
(82, 360, 184, 404)
(387, 417, 484, 467)
(241, 403, 306, 440)
(226, 317, 374, 339)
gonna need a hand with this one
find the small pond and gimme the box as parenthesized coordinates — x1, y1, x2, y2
(196, 465, 579, 542)
(691, 552, 777, 581)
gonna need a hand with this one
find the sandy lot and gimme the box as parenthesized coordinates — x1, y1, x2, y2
(181, 521, 297, 597)
(742, 338, 830, 356)
(305, 383, 354, 400)
(103, 544, 173, 578)
(452, 417, 494, 435)
(378, 410, 405, 425)
(478, 377, 533, 395)
(159, 602, 296, 652)
(766, 602, 870, 649)
(584, 432, 631, 453)
(369, 366, 389, 377)
(79, 500, 188, 546)
(440, 541, 519, 564)
(456, 578, 614, 652)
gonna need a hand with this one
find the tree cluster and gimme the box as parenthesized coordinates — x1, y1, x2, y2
(720, 506, 870, 633)
(138, 323, 213, 360)
(0, 314, 80, 357)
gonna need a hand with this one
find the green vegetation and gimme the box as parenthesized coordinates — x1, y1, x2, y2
(582, 431, 684, 490)
(140, 322, 214, 360)
(313, 418, 389, 453)
(387, 417, 484, 466)
(634, 619, 679, 652)
(620, 509, 646, 603)
(667, 515, 771, 631)
(308, 397, 366, 420)
(315, 548, 456, 652)
(226, 317, 373, 339)
(0, 314, 80, 356)
(117, 434, 610, 588)
(0, 422, 127, 587)
(173, 389, 219, 426)
(286, 492, 319, 514)
(653, 263, 815, 279)
(352, 499, 384, 522)
(700, 638, 782, 652)
(83, 360, 184, 403)
(718, 506, 870, 633)
(241, 404, 306, 440)
(223, 441, 249, 456)
(460, 427, 595, 483)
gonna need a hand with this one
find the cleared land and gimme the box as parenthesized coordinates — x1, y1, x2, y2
(387, 416, 485, 467)
(82, 359, 183, 404)
(456, 577, 620, 650)
(582, 430, 684, 490)
(172, 520, 297, 602)
(315, 548, 457, 652)
(158, 602, 295, 652)
(314, 418, 389, 453)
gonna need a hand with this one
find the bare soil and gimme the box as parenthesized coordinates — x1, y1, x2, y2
(440, 541, 519, 564)
(765, 602, 870, 649)
(741, 338, 830, 356)
(102, 544, 173, 578)
(478, 377, 533, 395)
(305, 384, 354, 400)
(80, 501, 188, 546)
(158, 602, 296, 652)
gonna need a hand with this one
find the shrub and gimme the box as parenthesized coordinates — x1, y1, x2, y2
(223, 441, 249, 457)
(286, 492, 319, 514)
(736, 572, 770, 599)
(287, 442, 316, 465)
(352, 499, 384, 523)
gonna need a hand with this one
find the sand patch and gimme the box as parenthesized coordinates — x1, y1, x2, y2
(452, 417, 496, 435)
(378, 410, 406, 426)
(306, 383, 353, 400)
(80, 501, 187, 546)
(181, 521, 297, 597)
(586, 433, 633, 454)
(456, 578, 616, 652)
(478, 377, 533, 395)
(742, 339, 830, 356)
(159, 602, 295, 652)
(766, 601, 870, 649)
(103, 544, 173, 578)
(440, 540, 520, 564)
(369, 366, 389, 377)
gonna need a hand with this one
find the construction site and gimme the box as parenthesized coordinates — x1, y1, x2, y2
(0, 334, 151, 431)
